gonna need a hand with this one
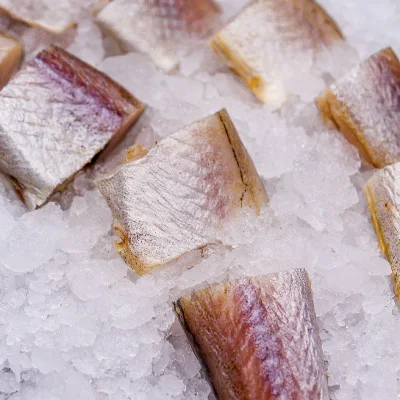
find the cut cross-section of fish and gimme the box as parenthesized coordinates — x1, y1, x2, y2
(96, 0, 221, 72)
(0, 0, 106, 34)
(209, 0, 344, 108)
(364, 163, 400, 297)
(174, 269, 329, 400)
(0, 46, 144, 211)
(96, 109, 267, 275)
(0, 32, 22, 89)
(317, 47, 400, 168)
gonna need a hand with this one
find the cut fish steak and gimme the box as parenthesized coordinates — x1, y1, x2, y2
(364, 163, 400, 297)
(96, 109, 267, 275)
(317, 47, 400, 168)
(0, 32, 22, 89)
(0, 46, 144, 210)
(0, 0, 106, 34)
(210, 0, 344, 108)
(174, 269, 329, 400)
(96, 0, 221, 72)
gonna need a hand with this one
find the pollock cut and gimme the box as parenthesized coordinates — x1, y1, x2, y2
(174, 269, 328, 400)
(364, 163, 400, 297)
(96, 109, 267, 275)
(0, 0, 105, 33)
(210, 0, 344, 108)
(96, 0, 221, 71)
(0, 46, 144, 210)
(317, 47, 400, 168)
(0, 32, 22, 89)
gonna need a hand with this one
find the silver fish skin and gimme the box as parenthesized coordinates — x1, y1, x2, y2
(210, 0, 344, 108)
(0, 32, 23, 89)
(364, 163, 400, 298)
(0, 0, 106, 33)
(174, 269, 329, 400)
(0, 46, 144, 210)
(96, 109, 268, 275)
(317, 47, 400, 168)
(96, 0, 221, 72)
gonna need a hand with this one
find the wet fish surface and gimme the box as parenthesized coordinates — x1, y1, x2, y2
(317, 47, 400, 168)
(210, 0, 344, 108)
(96, 109, 267, 275)
(174, 269, 329, 400)
(0, 32, 22, 88)
(96, 0, 221, 71)
(364, 163, 400, 297)
(0, 46, 144, 210)
(0, 0, 104, 33)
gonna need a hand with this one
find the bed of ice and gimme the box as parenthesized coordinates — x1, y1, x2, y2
(0, 0, 400, 399)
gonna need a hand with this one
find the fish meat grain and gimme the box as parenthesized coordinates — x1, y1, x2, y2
(0, 32, 22, 89)
(317, 47, 400, 168)
(96, 0, 221, 71)
(364, 163, 400, 297)
(96, 109, 267, 275)
(174, 269, 329, 400)
(210, 0, 344, 108)
(0, 46, 144, 210)
(0, 0, 104, 33)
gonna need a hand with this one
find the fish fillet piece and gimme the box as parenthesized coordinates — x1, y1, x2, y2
(0, 0, 105, 34)
(364, 163, 400, 297)
(0, 33, 22, 89)
(0, 46, 144, 210)
(96, 0, 221, 72)
(174, 269, 329, 400)
(210, 0, 344, 108)
(317, 47, 400, 168)
(96, 109, 267, 275)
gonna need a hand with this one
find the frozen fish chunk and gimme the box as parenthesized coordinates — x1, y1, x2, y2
(317, 47, 400, 168)
(364, 163, 400, 297)
(96, 109, 267, 275)
(174, 269, 329, 400)
(0, 32, 22, 89)
(0, 0, 105, 33)
(210, 0, 344, 108)
(96, 0, 221, 71)
(0, 46, 144, 210)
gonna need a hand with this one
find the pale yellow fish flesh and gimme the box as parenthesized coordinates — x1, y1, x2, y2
(317, 47, 400, 168)
(96, 109, 268, 275)
(210, 0, 344, 108)
(174, 269, 329, 400)
(96, 0, 221, 72)
(0, 46, 144, 210)
(364, 163, 400, 297)
(0, 32, 22, 89)
(0, 0, 106, 34)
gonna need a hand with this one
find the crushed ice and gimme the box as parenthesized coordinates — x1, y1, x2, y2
(0, 0, 399, 399)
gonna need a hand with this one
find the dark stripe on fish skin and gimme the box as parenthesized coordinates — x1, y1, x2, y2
(175, 271, 328, 400)
(233, 281, 278, 397)
(0, 44, 144, 210)
(173, 299, 220, 399)
(34, 46, 143, 118)
(218, 112, 248, 208)
(370, 48, 400, 117)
